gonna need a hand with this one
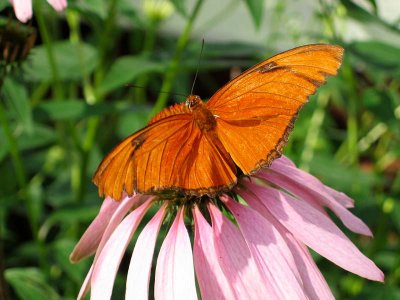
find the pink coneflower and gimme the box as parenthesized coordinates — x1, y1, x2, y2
(70, 156, 383, 300)
(10, 0, 67, 23)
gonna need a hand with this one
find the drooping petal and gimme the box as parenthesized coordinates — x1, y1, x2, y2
(47, 0, 67, 11)
(208, 203, 277, 299)
(126, 204, 167, 300)
(70, 196, 120, 263)
(323, 185, 354, 208)
(11, 0, 32, 23)
(154, 207, 197, 300)
(272, 157, 353, 208)
(91, 198, 153, 300)
(221, 195, 307, 300)
(193, 206, 236, 300)
(283, 232, 334, 300)
(76, 194, 145, 299)
(258, 164, 372, 236)
(239, 183, 384, 282)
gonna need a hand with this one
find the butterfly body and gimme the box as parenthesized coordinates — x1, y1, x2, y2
(187, 95, 217, 132)
(94, 44, 344, 200)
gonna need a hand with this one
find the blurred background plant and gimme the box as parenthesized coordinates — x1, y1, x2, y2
(0, 0, 399, 299)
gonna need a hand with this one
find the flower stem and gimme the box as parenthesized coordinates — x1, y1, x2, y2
(300, 91, 330, 171)
(34, 0, 63, 98)
(149, 0, 204, 119)
(0, 99, 41, 244)
(75, 0, 119, 203)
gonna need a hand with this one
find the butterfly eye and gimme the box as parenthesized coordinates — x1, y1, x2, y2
(185, 95, 202, 110)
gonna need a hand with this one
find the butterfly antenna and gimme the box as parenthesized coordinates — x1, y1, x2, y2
(125, 84, 186, 98)
(190, 39, 205, 95)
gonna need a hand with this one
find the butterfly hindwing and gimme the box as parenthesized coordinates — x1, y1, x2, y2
(93, 103, 237, 200)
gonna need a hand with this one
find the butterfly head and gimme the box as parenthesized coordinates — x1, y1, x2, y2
(185, 95, 202, 111)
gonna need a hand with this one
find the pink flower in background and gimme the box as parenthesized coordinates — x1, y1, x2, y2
(10, 0, 67, 23)
(70, 156, 383, 300)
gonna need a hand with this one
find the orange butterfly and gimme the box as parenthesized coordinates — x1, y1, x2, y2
(93, 44, 343, 200)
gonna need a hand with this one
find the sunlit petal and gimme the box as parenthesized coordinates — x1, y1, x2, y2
(221, 195, 307, 299)
(258, 163, 372, 236)
(155, 207, 197, 300)
(126, 204, 167, 300)
(240, 183, 384, 282)
(208, 202, 277, 299)
(193, 206, 236, 300)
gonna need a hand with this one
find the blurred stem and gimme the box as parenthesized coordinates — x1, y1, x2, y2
(66, 10, 97, 202)
(0, 103, 38, 237)
(71, 0, 119, 203)
(94, 0, 119, 88)
(335, 63, 359, 164)
(150, 0, 204, 118)
(135, 21, 158, 102)
(33, 0, 62, 98)
(300, 92, 330, 171)
(318, 0, 338, 40)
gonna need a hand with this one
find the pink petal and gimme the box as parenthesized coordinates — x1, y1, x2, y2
(273, 158, 354, 208)
(70, 196, 120, 263)
(276, 155, 297, 167)
(239, 183, 384, 282)
(258, 164, 372, 236)
(11, 0, 32, 23)
(47, 0, 67, 11)
(192, 206, 236, 300)
(283, 232, 334, 300)
(324, 185, 354, 208)
(221, 195, 307, 300)
(155, 207, 197, 300)
(208, 203, 278, 299)
(91, 198, 152, 300)
(126, 204, 167, 300)
(76, 195, 145, 299)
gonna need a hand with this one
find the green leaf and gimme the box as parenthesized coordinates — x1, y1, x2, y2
(2, 77, 33, 134)
(117, 106, 152, 138)
(99, 55, 166, 95)
(243, 0, 264, 28)
(17, 124, 56, 151)
(350, 40, 400, 70)
(340, 0, 400, 33)
(170, 0, 187, 17)
(52, 239, 91, 284)
(362, 88, 397, 124)
(23, 41, 98, 82)
(5, 268, 61, 300)
(69, 0, 108, 19)
(33, 100, 137, 121)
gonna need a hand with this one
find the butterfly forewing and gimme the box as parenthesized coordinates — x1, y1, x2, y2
(207, 44, 343, 174)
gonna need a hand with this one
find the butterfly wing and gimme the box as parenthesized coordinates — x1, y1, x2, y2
(93, 103, 237, 200)
(206, 44, 343, 174)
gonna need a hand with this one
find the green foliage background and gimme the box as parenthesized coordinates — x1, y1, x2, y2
(1, 0, 399, 299)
